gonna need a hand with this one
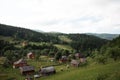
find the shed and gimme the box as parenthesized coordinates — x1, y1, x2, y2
(39, 66, 56, 76)
(71, 60, 80, 67)
(27, 52, 35, 59)
(13, 59, 27, 68)
(20, 66, 35, 75)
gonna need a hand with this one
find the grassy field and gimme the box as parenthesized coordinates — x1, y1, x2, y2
(58, 35, 72, 43)
(0, 57, 120, 80)
(40, 61, 120, 80)
(54, 44, 73, 51)
(0, 36, 15, 43)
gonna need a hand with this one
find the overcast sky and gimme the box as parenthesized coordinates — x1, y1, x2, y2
(0, 0, 120, 33)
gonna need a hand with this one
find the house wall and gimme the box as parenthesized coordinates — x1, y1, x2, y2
(28, 54, 35, 59)
(21, 70, 35, 75)
(13, 63, 27, 68)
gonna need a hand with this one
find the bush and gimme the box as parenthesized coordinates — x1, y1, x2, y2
(105, 47, 120, 61)
(96, 73, 108, 80)
(107, 72, 120, 80)
(95, 55, 107, 64)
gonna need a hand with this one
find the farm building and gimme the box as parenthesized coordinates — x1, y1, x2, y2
(59, 56, 67, 63)
(80, 58, 86, 63)
(22, 41, 28, 47)
(27, 52, 35, 59)
(71, 60, 80, 67)
(13, 59, 27, 68)
(39, 66, 56, 76)
(20, 66, 35, 75)
(75, 53, 84, 59)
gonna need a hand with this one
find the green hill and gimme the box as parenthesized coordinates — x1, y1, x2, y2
(0, 23, 120, 80)
(87, 33, 119, 40)
(0, 23, 60, 43)
(0, 23, 108, 52)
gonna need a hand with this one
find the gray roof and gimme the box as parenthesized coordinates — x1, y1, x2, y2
(40, 66, 55, 73)
(71, 60, 80, 65)
(27, 52, 34, 56)
(20, 66, 34, 72)
(14, 59, 27, 64)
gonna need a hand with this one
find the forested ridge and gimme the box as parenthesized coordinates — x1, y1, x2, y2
(0, 23, 60, 43)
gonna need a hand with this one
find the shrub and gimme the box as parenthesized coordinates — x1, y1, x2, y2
(96, 73, 108, 80)
(95, 55, 107, 64)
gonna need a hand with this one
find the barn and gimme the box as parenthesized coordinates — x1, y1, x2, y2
(13, 59, 27, 68)
(27, 52, 35, 59)
(20, 66, 35, 75)
(39, 66, 56, 76)
(71, 60, 80, 67)
(59, 56, 67, 63)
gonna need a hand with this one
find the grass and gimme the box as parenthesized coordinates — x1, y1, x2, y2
(58, 35, 72, 43)
(40, 61, 120, 80)
(54, 44, 73, 51)
(0, 57, 120, 80)
(0, 57, 6, 65)
(0, 36, 14, 43)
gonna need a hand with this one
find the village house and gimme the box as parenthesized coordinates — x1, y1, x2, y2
(13, 59, 27, 68)
(71, 59, 80, 67)
(80, 57, 86, 63)
(27, 52, 35, 59)
(59, 56, 67, 63)
(39, 66, 56, 76)
(22, 41, 28, 47)
(75, 53, 84, 59)
(75, 53, 86, 63)
(20, 66, 35, 75)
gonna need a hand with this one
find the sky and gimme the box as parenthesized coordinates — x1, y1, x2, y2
(0, 0, 120, 34)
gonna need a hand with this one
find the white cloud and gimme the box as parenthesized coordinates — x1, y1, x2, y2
(0, 0, 120, 33)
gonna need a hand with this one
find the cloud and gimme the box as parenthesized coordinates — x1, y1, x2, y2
(0, 0, 120, 33)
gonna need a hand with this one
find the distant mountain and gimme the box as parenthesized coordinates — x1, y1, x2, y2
(87, 33, 119, 40)
(107, 35, 120, 47)
(33, 29, 44, 33)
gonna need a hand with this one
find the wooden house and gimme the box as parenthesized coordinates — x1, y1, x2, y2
(71, 60, 80, 67)
(80, 58, 86, 63)
(59, 56, 67, 63)
(22, 41, 28, 47)
(39, 66, 56, 76)
(75, 53, 84, 59)
(20, 66, 35, 75)
(13, 59, 27, 68)
(27, 52, 35, 59)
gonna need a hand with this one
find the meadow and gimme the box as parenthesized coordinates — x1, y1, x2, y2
(0, 57, 120, 80)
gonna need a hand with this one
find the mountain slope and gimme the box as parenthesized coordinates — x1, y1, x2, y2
(0, 23, 60, 43)
(87, 33, 119, 40)
(107, 35, 120, 47)
(0, 23, 108, 52)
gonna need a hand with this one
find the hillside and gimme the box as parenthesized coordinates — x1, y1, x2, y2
(0, 23, 108, 52)
(87, 33, 119, 40)
(0, 24, 120, 80)
(103, 35, 120, 49)
(0, 57, 120, 80)
(0, 24, 60, 43)
(109, 35, 120, 47)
